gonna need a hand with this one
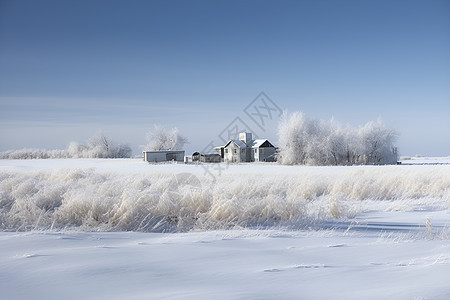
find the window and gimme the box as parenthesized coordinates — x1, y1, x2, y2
(234, 149, 237, 154)
(241, 149, 245, 153)
(225, 149, 228, 153)
(254, 149, 257, 153)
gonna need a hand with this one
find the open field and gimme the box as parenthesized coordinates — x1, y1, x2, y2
(1, 158, 450, 299)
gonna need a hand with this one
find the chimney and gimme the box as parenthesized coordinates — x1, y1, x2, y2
(239, 132, 252, 146)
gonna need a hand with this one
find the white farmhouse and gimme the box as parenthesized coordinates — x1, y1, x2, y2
(217, 132, 276, 163)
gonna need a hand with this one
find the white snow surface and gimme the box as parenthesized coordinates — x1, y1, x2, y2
(1, 158, 450, 299)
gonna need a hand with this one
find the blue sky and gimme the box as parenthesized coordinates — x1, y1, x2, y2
(1, 0, 449, 156)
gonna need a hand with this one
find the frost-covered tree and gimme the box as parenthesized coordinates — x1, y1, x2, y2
(277, 111, 398, 165)
(145, 125, 188, 151)
(358, 120, 398, 165)
(84, 132, 132, 158)
(278, 112, 335, 165)
(277, 111, 306, 165)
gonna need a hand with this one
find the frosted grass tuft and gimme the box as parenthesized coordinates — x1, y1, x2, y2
(1, 165, 449, 232)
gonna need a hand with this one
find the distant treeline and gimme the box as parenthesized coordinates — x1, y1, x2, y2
(0, 133, 132, 159)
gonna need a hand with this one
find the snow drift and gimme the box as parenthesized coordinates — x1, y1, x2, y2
(1, 161, 449, 232)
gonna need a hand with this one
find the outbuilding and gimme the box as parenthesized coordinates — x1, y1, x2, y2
(192, 152, 222, 163)
(143, 150, 185, 163)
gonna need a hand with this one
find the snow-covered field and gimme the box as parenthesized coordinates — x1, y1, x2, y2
(1, 158, 450, 299)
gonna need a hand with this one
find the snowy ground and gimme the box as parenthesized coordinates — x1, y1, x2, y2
(1, 158, 450, 299)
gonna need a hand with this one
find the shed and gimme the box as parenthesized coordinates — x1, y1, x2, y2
(192, 152, 221, 163)
(143, 150, 185, 163)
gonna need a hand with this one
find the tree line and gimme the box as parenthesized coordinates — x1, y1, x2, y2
(0, 125, 188, 159)
(277, 111, 398, 165)
(0, 133, 132, 159)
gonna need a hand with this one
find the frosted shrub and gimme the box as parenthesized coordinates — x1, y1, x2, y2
(277, 111, 398, 165)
